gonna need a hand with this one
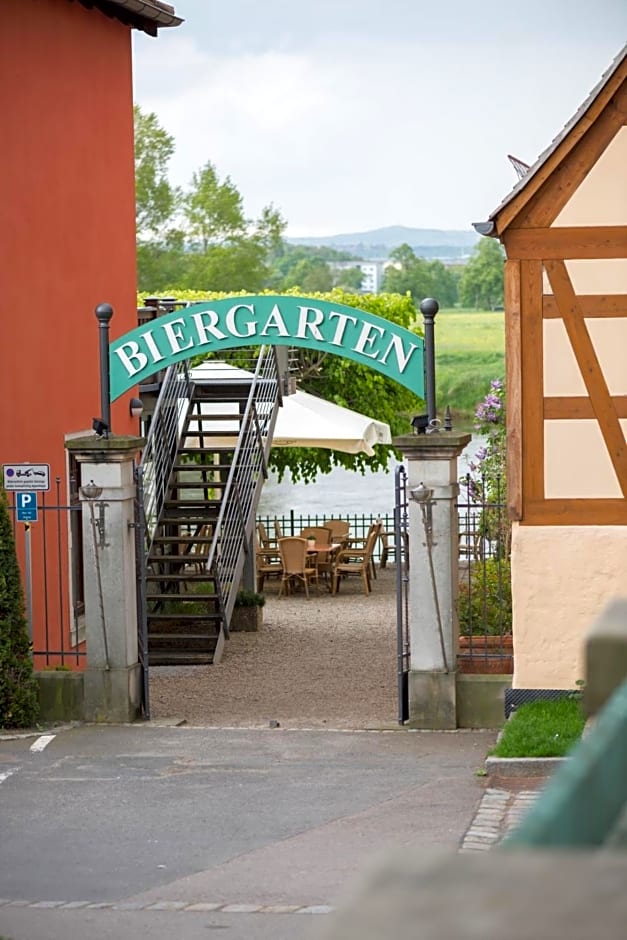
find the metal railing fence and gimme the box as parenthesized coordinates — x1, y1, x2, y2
(139, 359, 192, 541)
(7, 480, 84, 669)
(206, 346, 281, 634)
(256, 511, 395, 563)
(457, 472, 512, 673)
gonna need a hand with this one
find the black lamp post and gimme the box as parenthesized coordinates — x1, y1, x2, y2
(420, 297, 439, 426)
(94, 303, 113, 437)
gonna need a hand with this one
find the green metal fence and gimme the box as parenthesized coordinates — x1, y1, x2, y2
(256, 512, 395, 563)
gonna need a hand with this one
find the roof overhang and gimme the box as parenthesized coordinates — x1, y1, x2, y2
(474, 43, 627, 238)
(76, 0, 183, 36)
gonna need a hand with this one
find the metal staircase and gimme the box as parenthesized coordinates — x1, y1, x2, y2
(138, 347, 281, 665)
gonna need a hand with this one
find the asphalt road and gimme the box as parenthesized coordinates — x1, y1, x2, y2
(0, 722, 495, 939)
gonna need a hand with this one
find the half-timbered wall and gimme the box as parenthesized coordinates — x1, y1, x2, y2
(499, 67, 627, 688)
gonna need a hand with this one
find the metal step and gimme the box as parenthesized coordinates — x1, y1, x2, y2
(151, 534, 213, 544)
(148, 650, 216, 666)
(146, 571, 215, 584)
(148, 612, 220, 620)
(146, 592, 219, 603)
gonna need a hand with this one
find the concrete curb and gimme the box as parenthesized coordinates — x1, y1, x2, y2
(486, 755, 565, 780)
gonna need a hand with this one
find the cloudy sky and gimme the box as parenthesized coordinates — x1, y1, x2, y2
(132, 1, 626, 237)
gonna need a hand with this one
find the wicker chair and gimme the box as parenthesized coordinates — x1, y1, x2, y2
(332, 526, 379, 596)
(278, 537, 320, 598)
(299, 526, 333, 585)
(324, 518, 350, 548)
(346, 520, 383, 580)
(255, 526, 282, 591)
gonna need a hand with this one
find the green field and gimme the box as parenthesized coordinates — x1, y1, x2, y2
(434, 308, 505, 423)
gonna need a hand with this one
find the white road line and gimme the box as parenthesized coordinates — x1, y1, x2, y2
(0, 768, 20, 784)
(30, 734, 56, 753)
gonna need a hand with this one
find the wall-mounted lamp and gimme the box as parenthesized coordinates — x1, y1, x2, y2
(129, 397, 144, 419)
(80, 480, 107, 549)
(410, 481, 435, 543)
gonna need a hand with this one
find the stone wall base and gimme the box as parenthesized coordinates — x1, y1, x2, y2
(83, 665, 142, 723)
(456, 674, 511, 729)
(36, 670, 85, 722)
(408, 670, 457, 729)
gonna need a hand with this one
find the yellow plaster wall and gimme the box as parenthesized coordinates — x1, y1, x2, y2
(544, 420, 624, 498)
(543, 260, 627, 294)
(552, 126, 627, 227)
(543, 318, 627, 396)
(511, 523, 627, 688)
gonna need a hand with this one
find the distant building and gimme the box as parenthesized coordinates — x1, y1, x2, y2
(329, 260, 388, 293)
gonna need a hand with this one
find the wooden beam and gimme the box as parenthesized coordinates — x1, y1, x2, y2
(495, 78, 627, 233)
(505, 259, 522, 520)
(502, 85, 627, 230)
(521, 260, 545, 513)
(546, 260, 627, 498)
(504, 226, 627, 260)
(543, 295, 627, 318)
(544, 397, 627, 419)
(524, 498, 627, 526)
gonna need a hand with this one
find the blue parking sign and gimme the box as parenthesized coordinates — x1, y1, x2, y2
(16, 492, 38, 522)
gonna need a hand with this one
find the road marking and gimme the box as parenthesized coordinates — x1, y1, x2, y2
(30, 734, 55, 753)
(0, 897, 335, 914)
(0, 768, 20, 784)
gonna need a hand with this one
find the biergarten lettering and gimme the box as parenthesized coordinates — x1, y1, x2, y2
(109, 295, 425, 401)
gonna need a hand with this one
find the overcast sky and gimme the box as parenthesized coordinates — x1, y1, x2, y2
(132, 1, 627, 237)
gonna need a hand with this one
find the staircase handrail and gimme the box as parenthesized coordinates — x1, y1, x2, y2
(206, 346, 281, 634)
(139, 359, 192, 543)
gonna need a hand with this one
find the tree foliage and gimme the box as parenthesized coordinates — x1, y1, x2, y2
(134, 105, 179, 239)
(458, 238, 505, 310)
(134, 106, 287, 293)
(267, 244, 364, 293)
(382, 244, 458, 307)
(0, 488, 39, 729)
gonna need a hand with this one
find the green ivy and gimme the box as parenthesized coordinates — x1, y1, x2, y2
(235, 589, 266, 608)
(458, 558, 512, 637)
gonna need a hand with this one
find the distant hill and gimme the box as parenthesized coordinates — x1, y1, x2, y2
(286, 225, 479, 260)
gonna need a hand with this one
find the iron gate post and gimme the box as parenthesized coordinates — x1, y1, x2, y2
(394, 431, 471, 729)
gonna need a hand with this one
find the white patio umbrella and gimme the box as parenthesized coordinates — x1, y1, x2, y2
(188, 363, 392, 456)
(272, 389, 392, 456)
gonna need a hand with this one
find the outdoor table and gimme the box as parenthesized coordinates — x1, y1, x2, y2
(307, 542, 342, 592)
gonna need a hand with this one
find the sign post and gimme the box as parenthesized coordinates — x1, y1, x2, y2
(13, 493, 39, 642)
(23, 522, 33, 640)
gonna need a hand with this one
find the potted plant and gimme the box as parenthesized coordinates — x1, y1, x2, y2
(231, 588, 266, 632)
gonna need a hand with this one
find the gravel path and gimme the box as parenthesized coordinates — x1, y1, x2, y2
(149, 567, 399, 729)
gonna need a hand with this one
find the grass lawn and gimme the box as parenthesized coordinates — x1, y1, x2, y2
(491, 696, 586, 758)
(435, 308, 505, 422)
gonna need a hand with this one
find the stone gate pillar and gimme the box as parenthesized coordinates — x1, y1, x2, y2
(394, 432, 471, 729)
(65, 435, 144, 722)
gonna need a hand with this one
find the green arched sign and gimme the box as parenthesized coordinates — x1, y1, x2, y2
(109, 295, 424, 402)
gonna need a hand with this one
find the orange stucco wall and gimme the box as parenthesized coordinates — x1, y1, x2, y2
(1, 0, 140, 664)
(1, 0, 138, 474)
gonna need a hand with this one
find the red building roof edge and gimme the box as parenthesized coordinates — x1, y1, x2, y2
(76, 0, 183, 35)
